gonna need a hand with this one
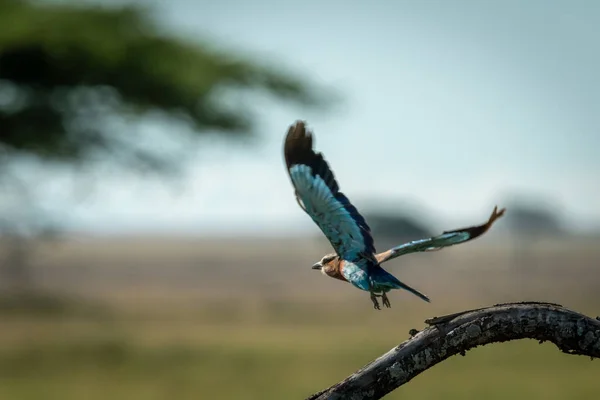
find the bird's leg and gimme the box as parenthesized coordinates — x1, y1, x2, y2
(368, 280, 381, 310)
(370, 292, 381, 310)
(381, 292, 391, 308)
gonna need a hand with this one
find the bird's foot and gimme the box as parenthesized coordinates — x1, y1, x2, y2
(381, 292, 391, 308)
(370, 293, 381, 310)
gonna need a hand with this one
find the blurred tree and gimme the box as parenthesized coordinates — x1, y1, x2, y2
(505, 205, 564, 238)
(366, 212, 433, 247)
(0, 0, 329, 171)
(0, 0, 332, 295)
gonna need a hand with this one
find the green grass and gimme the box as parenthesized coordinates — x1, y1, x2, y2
(0, 312, 598, 400)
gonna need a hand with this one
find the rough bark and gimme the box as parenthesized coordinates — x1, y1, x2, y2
(307, 301, 600, 400)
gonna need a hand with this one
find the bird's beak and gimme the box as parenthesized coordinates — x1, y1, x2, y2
(312, 262, 322, 270)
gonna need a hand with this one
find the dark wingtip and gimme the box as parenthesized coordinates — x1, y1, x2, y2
(442, 205, 507, 238)
(491, 206, 507, 222)
(284, 120, 313, 169)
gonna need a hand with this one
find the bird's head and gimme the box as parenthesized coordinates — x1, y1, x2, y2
(312, 253, 339, 276)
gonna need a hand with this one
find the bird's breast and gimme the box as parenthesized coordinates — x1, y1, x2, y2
(324, 259, 347, 282)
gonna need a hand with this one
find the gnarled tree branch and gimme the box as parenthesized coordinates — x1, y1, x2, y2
(307, 301, 600, 400)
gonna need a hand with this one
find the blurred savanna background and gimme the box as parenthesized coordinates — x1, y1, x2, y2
(1, 0, 599, 399)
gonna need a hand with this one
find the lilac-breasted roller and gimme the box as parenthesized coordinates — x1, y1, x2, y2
(284, 121, 505, 310)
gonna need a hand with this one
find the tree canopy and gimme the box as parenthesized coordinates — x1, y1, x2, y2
(0, 0, 330, 171)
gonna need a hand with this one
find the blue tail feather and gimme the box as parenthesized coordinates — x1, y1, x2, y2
(370, 266, 430, 303)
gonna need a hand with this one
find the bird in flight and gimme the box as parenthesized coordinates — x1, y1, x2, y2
(283, 121, 505, 310)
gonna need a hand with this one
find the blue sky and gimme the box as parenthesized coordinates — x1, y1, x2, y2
(45, 0, 600, 235)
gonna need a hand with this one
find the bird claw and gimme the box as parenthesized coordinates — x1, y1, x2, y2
(382, 292, 392, 308)
(370, 293, 381, 310)
(370, 292, 391, 310)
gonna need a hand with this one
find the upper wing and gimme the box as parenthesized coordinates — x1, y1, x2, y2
(284, 121, 376, 263)
(375, 206, 506, 264)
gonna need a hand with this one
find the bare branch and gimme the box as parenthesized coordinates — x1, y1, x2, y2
(307, 302, 600, 400)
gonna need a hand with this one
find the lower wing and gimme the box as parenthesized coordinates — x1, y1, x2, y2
(375, 206, 505, 264)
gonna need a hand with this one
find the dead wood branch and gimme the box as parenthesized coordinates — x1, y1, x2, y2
(307, 301, 600, 400)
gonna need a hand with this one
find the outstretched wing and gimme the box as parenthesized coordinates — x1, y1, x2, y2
(284, 121, 376, 263)
(375, 206, 506, 264)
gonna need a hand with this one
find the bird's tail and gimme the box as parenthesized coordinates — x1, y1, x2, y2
(371, 267, 430, 303)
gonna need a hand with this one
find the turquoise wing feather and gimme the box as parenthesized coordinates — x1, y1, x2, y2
(284, 121, 376, 268)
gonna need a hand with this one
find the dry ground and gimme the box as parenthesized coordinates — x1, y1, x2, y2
(0, 236, 598, 399)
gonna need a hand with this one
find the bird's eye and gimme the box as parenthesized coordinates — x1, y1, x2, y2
(322, 255, 335, 263)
